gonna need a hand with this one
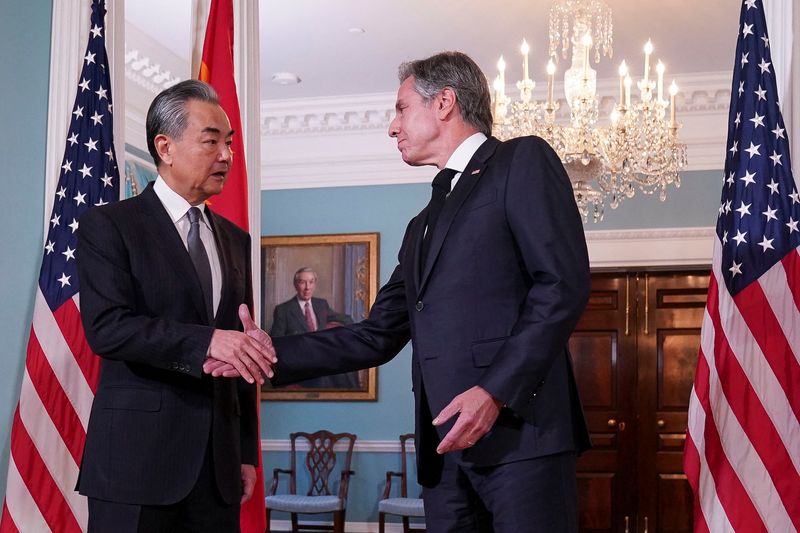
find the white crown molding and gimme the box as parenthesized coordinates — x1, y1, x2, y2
(260, 71, 731, 191)
(585, 226, 715, 268)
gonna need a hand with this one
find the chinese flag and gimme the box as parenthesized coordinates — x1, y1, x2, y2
(199, 0, 249, 231)
(199, 1, 265, 532)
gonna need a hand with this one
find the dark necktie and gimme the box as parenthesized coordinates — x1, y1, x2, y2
(187, 207, 214, 322)
(421, 167, 457, 266)
(304, 301, 317, 331)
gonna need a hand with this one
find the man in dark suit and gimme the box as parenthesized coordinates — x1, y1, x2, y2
(232, 51, 591, 532)
(76, 80, 275, 532)
(270, 267, 358, 389)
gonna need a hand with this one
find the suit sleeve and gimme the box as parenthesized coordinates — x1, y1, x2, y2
(76, 207, 214, 377)
(478, 137, 590, 420)
(271, 221, 416, 385)
(238, 232, 260, 465)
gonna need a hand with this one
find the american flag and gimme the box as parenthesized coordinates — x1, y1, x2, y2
(0, 1, 118, 531)
(683, 0, 800, 532)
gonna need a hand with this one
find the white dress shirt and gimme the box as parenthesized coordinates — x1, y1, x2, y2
(153, 177, 222, 316)
(444, 131, 488, 192)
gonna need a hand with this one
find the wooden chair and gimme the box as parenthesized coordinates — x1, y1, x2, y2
(378, 434, 425, 533)
(265, 430, 356, 533)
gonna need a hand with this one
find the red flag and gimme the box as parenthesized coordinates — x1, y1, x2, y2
(199, 2, 265, 532)
(199, 0, 249, 231)
(0, 1, 118, 530)
(684, 1, 800, 531)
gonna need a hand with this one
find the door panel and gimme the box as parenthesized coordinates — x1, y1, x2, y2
(571, 270, 708, 533)
(638, 272, 708, 533)
(571, 274, 638, 533)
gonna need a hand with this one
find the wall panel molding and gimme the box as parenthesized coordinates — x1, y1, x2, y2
(262, 439, 413, 453)
(585, 226, 715, 268)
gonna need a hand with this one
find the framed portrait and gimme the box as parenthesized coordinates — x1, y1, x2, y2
(260, 233, 379, 400)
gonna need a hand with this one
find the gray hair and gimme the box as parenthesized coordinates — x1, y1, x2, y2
(145, 79, 220, 167)
(398, 51, 493, 137)
(293, 267, 317, 284)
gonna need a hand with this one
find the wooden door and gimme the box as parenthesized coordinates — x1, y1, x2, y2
(570, 270, 709, 533)
(635, 272, 708, 533)
(570, 274, 638, 533)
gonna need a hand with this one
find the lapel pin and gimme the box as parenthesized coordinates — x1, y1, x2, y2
(471, 169, 481, 175)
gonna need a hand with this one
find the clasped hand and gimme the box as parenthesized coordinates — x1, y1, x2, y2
(202, 304, 277, 384)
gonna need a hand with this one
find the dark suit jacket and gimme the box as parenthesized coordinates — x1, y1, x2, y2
(75, 183, 259, 505)
(272, 136, 591, 486)
(270, 297, 358, 388)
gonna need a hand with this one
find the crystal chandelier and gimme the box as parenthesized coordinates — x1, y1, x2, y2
(491, 0, 688, 222)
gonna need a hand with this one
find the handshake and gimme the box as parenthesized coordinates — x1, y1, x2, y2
(202, 303, 278, 385)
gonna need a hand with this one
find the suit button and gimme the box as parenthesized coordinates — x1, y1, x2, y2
(415, 301, 424, 311)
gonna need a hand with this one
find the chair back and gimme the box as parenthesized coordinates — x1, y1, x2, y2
(398, 433, 415, 497)
(290, 430, 357, 498)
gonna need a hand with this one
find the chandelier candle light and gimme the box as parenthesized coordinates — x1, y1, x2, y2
(492, 0, 687, 223)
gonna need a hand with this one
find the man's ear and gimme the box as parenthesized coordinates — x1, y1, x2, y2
(154, 134, 172, 166)
(436, 87, 458, 120)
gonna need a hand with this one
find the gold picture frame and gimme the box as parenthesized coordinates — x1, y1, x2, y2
(260, 233, 379, 400)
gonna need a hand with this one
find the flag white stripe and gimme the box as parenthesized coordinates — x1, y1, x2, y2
(713, 240, 800, 475)
(709, 250, 796, 532)
(18, 370, 88, 528)
(3, 453, 51, 533)
(758, 253, 800, 366)
(33, 288, 94, 429)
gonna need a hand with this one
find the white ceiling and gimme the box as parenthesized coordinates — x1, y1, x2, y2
(126, 0, 739, 100)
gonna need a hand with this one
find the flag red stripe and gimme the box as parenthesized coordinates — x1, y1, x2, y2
(735, 278, 800, 421)
(0, 502, 20, 533)
(26, 329, 87, 463)
(53, 298, 101, 393)
(682, 430, 709, 533)
(9, 410, 82, 533)
(783, 249, 800, 312)
(701, 276, 766, 532)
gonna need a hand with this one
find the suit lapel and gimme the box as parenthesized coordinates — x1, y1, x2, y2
(418, 137, 500, 294)
(136, 184, 210, 323)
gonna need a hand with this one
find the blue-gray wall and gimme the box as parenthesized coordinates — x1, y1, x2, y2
(0, 1, 52, 493)
(259, 168, 721, 523)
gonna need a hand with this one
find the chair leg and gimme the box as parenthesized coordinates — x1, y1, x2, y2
(379, 512, 386, 533)
(403, 516, 410, 533)
(265, 508, 270, 533)
(333, 510, 345, 533)
(291, 512, 299, 532)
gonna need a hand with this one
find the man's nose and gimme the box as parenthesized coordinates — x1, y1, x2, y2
(219, 143, 233, 162)
(388, 116, 399, 138)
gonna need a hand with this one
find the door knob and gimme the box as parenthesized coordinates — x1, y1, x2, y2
(657, 419, 666, 428)
(607, 419, 617, 428)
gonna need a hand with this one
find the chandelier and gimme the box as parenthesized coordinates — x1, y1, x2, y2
(491, 0, 687, 222)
